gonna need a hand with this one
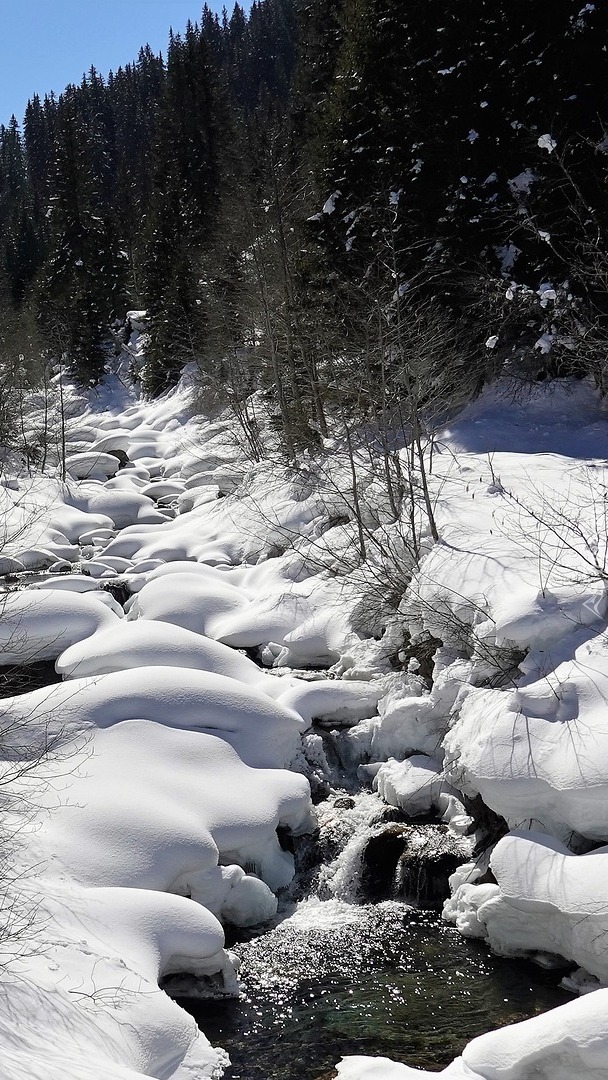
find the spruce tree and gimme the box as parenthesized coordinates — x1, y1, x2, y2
(0, 118, 42, 305)
(142, 24, 222, 394)
(36, 91, 128, 382)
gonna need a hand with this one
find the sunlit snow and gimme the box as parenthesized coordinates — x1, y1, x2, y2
(2, 363, 608, 1080)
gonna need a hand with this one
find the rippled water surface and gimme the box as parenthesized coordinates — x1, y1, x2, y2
(181, 899, 571, 1079)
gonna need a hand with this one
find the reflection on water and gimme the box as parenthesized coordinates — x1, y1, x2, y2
(180, 899, 571, 1079)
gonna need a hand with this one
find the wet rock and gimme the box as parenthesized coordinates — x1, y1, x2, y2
(397, 844, 465, 908)
(100, 578, 131, 607)
(333, 796, 355, 810)
(310, 776, 331, 804)
(361, 825, 408, 900)
(360, 823, 469, 908)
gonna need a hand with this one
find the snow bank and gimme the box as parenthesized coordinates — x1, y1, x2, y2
(443, 629, 608, 841)
(0, 588, 122, 664)
(335, 383, 608, 1076)
(38, 718, 312, 894)
(445, 830, 608, 984)
(3, 665, 307, 768)
(1, 879, 232, 1080)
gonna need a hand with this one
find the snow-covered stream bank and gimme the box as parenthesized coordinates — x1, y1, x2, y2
(181, 808, 571, 1080)
(3, 367, 608, 1079)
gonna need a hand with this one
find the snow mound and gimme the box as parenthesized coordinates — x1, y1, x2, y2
(3, 665, 307, 768)
(443, 631, 608, 841)
(56, 618, 264, 682)
(0, 588, 122, 664)
(72, 481, 166, 527)
(446, 829, 608, 985)
(65, 451, 121, 480)
(276, 679, 382, 725)
(373, 754, 471, 833)
(126, 571, 249, 637)
(0, 879, 232, 1080)
(38, 717, 312, 894)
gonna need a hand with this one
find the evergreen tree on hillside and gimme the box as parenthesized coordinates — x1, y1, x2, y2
(243, 0, 297, 104)
(0, 0, 604, 403)
(23, 94, 55, 210)
(36, 92, 128, 382)
(142, 23, 223, 394)
(291, 0, 344, 153)
(0, 118, 42, 305)
(107, 48, 165, 297)
(307, 0, 608, 290)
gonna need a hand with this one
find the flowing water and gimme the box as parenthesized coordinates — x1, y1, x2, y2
(183, 900, 570, 1079)
(178, 789, 572, 1079)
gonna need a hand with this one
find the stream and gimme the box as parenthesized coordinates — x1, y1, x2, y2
(174, 782, 571, 1079)
(2, 578, 573, 1079)
(185, 902, 570, 1079)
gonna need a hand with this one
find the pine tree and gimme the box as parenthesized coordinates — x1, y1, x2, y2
(107, 50, 165, 299)
(36, 91, 128, 382)
(23, 94, 55, 210)
(0, 118, 42, 304)
(142, 24, 222, 394)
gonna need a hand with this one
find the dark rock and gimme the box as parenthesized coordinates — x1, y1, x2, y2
(100, 579, 131, 607)
(310, 777, 331, 804)
(360, 825, 407, 900)
(466, 795, 509, 855)
(397, 844, 464, 908)
(277, 825, 295, 854)
(360, 823, 469, 908)
(402, 631, 443, 686)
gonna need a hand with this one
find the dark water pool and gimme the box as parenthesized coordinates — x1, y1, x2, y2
(179, 900, 572, 1079)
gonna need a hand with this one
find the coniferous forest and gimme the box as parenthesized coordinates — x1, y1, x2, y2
(0, 0, 607, 445)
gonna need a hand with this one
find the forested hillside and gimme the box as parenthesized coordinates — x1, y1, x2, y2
(0, 0, 607, 429)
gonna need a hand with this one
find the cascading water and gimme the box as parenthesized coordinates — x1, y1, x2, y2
(303, 790, 397, 901)
(178, 743, 571, 1080)
(290, 787, 469, 908)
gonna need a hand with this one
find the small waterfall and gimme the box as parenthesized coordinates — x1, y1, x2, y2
(363, 823, 469, 907)
(293, 788, 471, 909)
(180, 743, 569, 1080)
(312, 791, 392, 900)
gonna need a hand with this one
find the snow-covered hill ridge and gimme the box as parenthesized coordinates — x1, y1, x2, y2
(2, 372, 608, 1077)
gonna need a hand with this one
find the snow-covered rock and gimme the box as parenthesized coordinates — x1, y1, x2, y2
(445, 830, 608, 985)
(0, 588, 122, 664)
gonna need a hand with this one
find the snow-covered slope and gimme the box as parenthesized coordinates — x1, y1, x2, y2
(3, 370, 608, 1078)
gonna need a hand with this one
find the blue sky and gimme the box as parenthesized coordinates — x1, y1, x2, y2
(1, 1, 250, 128)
